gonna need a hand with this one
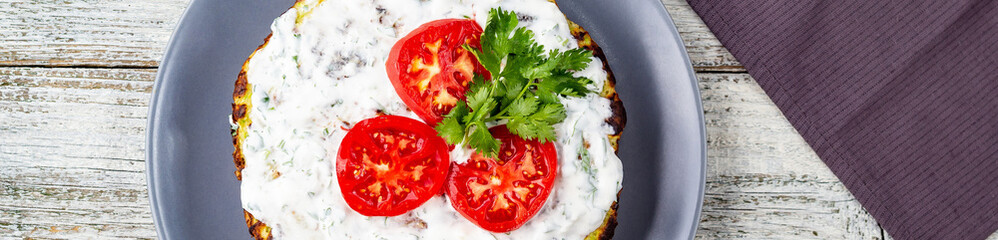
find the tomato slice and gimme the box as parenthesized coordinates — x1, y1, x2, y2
(386, 19, 490, 126)
(445, 126, 558, 232)
(336, 115, 451, 216)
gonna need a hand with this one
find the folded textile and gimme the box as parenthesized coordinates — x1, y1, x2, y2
(685, 0, 998, 239)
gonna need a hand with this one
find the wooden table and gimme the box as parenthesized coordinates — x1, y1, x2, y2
(1, 0, 994, 239)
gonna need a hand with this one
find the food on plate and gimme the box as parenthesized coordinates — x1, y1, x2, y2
(386, 19, 489, 126)
(335, 115, 451, 217)
(446, 126, 558, 232)
(230, 0, 626, 239)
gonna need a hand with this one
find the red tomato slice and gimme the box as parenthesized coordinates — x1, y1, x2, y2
(386, 19, 490, 126)
(445, 126, 558, 232)
(336, 115, 451, 216)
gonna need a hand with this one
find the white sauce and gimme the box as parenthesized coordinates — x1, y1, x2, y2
(240, 0, 623, 239)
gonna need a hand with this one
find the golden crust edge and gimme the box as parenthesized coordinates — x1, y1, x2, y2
(565, 17, 626, 240)
(233, 1, 329, 238)
(231, 1, 626, 239)
(232, 31, 272, 240)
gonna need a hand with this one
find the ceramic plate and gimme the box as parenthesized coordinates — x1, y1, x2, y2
(146, 0, 706, 239)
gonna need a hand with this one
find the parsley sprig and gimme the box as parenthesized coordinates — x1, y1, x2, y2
(435, 8, 595, 157)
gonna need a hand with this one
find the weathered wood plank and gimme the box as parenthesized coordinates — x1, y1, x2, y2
(0, 67, 156, 239)
(0, 0, 995, 239)
(661, 0, 744, 72)
(0, 67, 886, 240)
(0, 0, 189, 67)
(695, 73, 882, 239)
(2, 67, 996, 239)
(0, 0, 743, 70)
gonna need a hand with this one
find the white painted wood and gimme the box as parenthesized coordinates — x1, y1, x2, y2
(696, 73, 882, 239)
(0, 0, 995, 239)
(0, 0, 189, 67)
(0, 67, 156, 239)
(661, 0, 743, 71)
(0, 0, 740, 70)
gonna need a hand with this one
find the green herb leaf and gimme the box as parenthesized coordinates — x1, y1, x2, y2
(435, 7, 596, 155)
(436, 100, 470, 145)
(467, 123, 500, 155)
(537, 71, 592, 100)
(507, 97, 539, 117)
(465, 78, 490, 109)
(551, 48, 592, 71)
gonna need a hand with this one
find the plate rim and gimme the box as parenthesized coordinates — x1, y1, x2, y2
(145, 0, 707, 239)
(145, 0, 197, 239)
(657, 2, 707, 238)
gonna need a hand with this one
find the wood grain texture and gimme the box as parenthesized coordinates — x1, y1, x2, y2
(661, 0, 743, 72)
(0, 0, 995, 239)
(0, 67, 156, 239)
(0, 0, 740, 71)
(697, 73, 881, 239)
(0, 0, 188, 67)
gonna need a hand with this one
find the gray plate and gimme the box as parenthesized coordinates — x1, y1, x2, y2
(146, 0, 706, 239)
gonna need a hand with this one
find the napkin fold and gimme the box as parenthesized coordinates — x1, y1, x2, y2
(684, 0, 998, 239)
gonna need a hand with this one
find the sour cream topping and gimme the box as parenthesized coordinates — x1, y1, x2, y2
(239, 0, 623, 239)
